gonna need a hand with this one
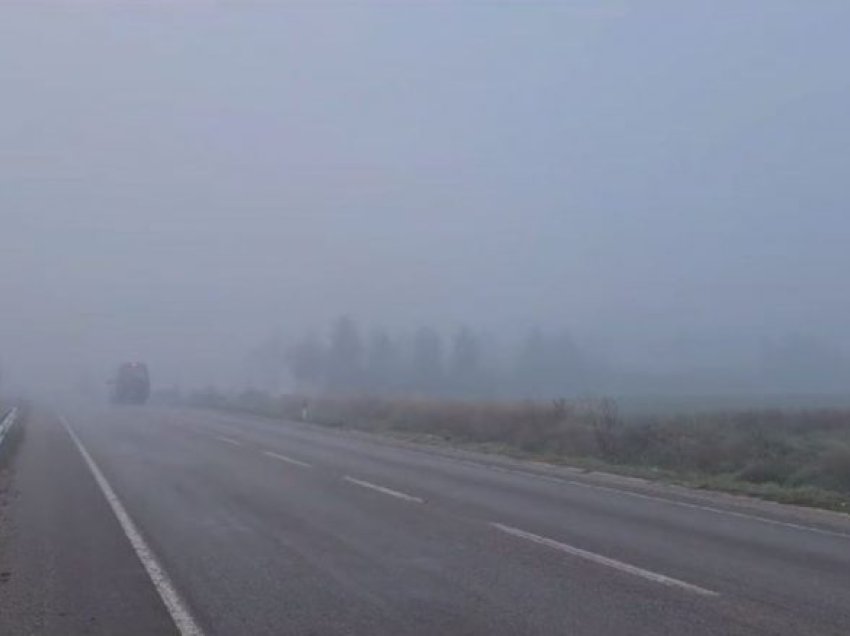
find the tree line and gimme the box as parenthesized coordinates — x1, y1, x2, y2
(243, 318, 850, 399)
(245, 316, 599, 399)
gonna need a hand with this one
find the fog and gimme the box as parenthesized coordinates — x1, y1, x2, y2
(2, 2, 850, 400)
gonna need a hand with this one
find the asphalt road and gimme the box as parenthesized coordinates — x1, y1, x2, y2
(2, 405, 850, 635)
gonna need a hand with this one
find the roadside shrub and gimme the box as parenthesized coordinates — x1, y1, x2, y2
(807, 446, 850, 492)
(737, 458, 796, 485)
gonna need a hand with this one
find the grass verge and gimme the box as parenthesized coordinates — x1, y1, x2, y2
(176, 389, 850, 513)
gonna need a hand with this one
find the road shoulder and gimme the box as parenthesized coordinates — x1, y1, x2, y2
(195, 406, 850, 536)
(0, 408, 179, 635)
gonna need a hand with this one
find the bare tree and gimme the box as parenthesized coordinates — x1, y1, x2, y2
(411, 327, 443, 394)
(365, 328, 399, 393)
(285, 334, 326, 392)
(327, 315, 364, 391)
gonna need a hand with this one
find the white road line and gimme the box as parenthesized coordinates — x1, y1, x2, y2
(193, 411, 850, 540)
(559, 479, 850, 540)
(215, 435, 242, 446)
(343, 476, 424, 504)
(60, 416, 205, 636)
(317, 432, 850, 539)
(263, 450, 312, 469)
(456, 458, 850, 540)
(0, 407, 18, 449)
(492, 522, 719, 597)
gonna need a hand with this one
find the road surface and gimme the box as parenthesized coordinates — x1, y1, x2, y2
(1, 405, 849, 635)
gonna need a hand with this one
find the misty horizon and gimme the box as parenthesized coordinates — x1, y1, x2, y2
(2, 2, 850, 396)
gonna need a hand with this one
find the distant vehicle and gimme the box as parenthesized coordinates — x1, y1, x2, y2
(110, 362, 151, 405)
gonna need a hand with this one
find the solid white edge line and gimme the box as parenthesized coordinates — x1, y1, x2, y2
(559, 479, 850, 540)
(460, 459, 850, 541)
(60, 415, 206, 636)
(215, 435, 241, 446)
(262, 450, 312, 468)
(231, 412, 850, 540)
(343, 476, 424, 504)
(492, 522, 719, 597)
(194, 409, 850, 540)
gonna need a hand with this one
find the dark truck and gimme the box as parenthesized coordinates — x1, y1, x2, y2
(110, 362, 151, 405)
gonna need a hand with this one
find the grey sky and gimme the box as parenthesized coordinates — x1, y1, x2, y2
(2, 1, 849, 389)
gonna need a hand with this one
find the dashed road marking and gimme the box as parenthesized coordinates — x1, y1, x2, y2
(343, 476, 424, 504)
(0, 407, 18, 450)
(492, 522, 719, 597)
(263, 450, 312, 469)
(215, 435, 242, 446)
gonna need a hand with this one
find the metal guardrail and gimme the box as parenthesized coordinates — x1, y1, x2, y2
(0, 406, 19, 450)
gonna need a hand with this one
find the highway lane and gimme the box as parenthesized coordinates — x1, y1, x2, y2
(0, 407, 178, 635)
(4, 404, 850, 635)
